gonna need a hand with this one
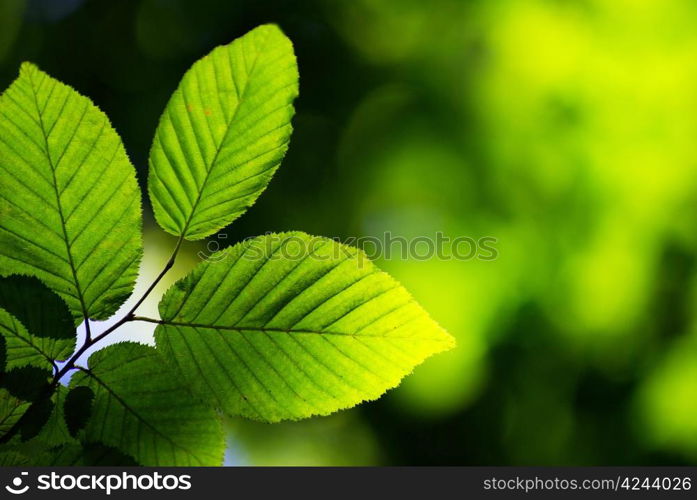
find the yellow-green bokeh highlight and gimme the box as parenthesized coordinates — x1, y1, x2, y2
(331, 0, 697, 460)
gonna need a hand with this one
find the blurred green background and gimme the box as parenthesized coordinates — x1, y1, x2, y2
(1, 0, 697, 465)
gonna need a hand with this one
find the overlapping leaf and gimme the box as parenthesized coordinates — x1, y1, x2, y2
(0, 63, 143, 321)
(63, 386, 93, 438)
(0, 365, 51, 442)
(0, 275, 75, 364)
(148, 24, 298, 240)
(0, 309, 57, 371)
(0, 390, 30, 439)
(71, 342, 225, 466)
(32, 386, 77, 447)
(156, 232, 455, 422)
(0, 275, 74, 338)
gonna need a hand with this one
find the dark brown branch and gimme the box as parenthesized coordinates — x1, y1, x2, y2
(51, 236, 184, 386)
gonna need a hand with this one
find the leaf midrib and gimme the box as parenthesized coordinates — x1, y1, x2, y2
(78, 368, 203, 465)
(178, 29, 272, 238)
(155, 319, 449, 342)
(27, 70, 90, 323)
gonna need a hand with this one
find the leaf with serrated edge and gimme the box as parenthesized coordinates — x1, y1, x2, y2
(155, 232, 455, 422)
(32, 386, 77, 447)
(0, 275, 74, 338)
(0, 63, 143, 320)
(0, 309, 61, 370)
(63, 385, 93, 438)
(0, 365, 52, 441)
(0, 275, 75, 364)
(71, 342, 225, 466)
(0, 389, 31, 439)
(148, 24, 298, 240)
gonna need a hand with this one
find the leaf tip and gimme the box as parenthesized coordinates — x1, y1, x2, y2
(253, 23, 285, 36)
(443, 329, 457, 350)
(249, 23, 294, 50)
(18, 61, 41, 79)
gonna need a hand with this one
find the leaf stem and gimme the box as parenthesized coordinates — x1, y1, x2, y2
(127, 236, 184, 316)
(84, 319, 92, 342)
(131, 316, 163, 324)
(51, 236, 184, 386)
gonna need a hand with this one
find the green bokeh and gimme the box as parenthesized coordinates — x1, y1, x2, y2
(2, 0, 696, 465)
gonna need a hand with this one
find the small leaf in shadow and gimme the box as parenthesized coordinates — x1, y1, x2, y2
(0, 366, 51, 401)
(19, 397, 54, 441)
(64, 386, 94, 437)
(0, 275, 75, 339)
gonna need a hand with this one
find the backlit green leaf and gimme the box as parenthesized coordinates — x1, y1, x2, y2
(0, 389, 30, 439)
(156, 232, 455, 422)
(148, 24, 298, 240)
(0, 308, 68, 370)
(0, 275, 75, 364)
(71, 342, 225, 466)
(0, 275, 74, 339)
(0, 365, 51, 402)
(17, 397, 52, 441)
(32, 385, 77, 447)
(0, 63, 143, 320)
(0, 365, 51, 441)
(0, 308, 59, 371)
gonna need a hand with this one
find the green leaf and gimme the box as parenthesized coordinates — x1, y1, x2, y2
(0, 275, 74, 339)
(63, 386, 93, 438)
(148, 24, 298, 240)
(0, 63, 143, 321)
(0, 275, 75, 363)
(71, 342, 225, 466)
(0, 366, 51, 441)
(35, 442, 138, 466)
(155, 232, 455, 422)
(32, 385, 76, 447)
(17, 397, 52, 441)
(0, 366, 53, 441)
(0, 336, 5, 370)
(0, 308, 66, 370)
(0, 450, 30, 466)
(0, 389, 31, 439)
(0, 365, 52, 402)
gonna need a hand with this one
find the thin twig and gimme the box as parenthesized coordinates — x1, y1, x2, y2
(51, 236, 184, 386)
(125, 236, 184, 317)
